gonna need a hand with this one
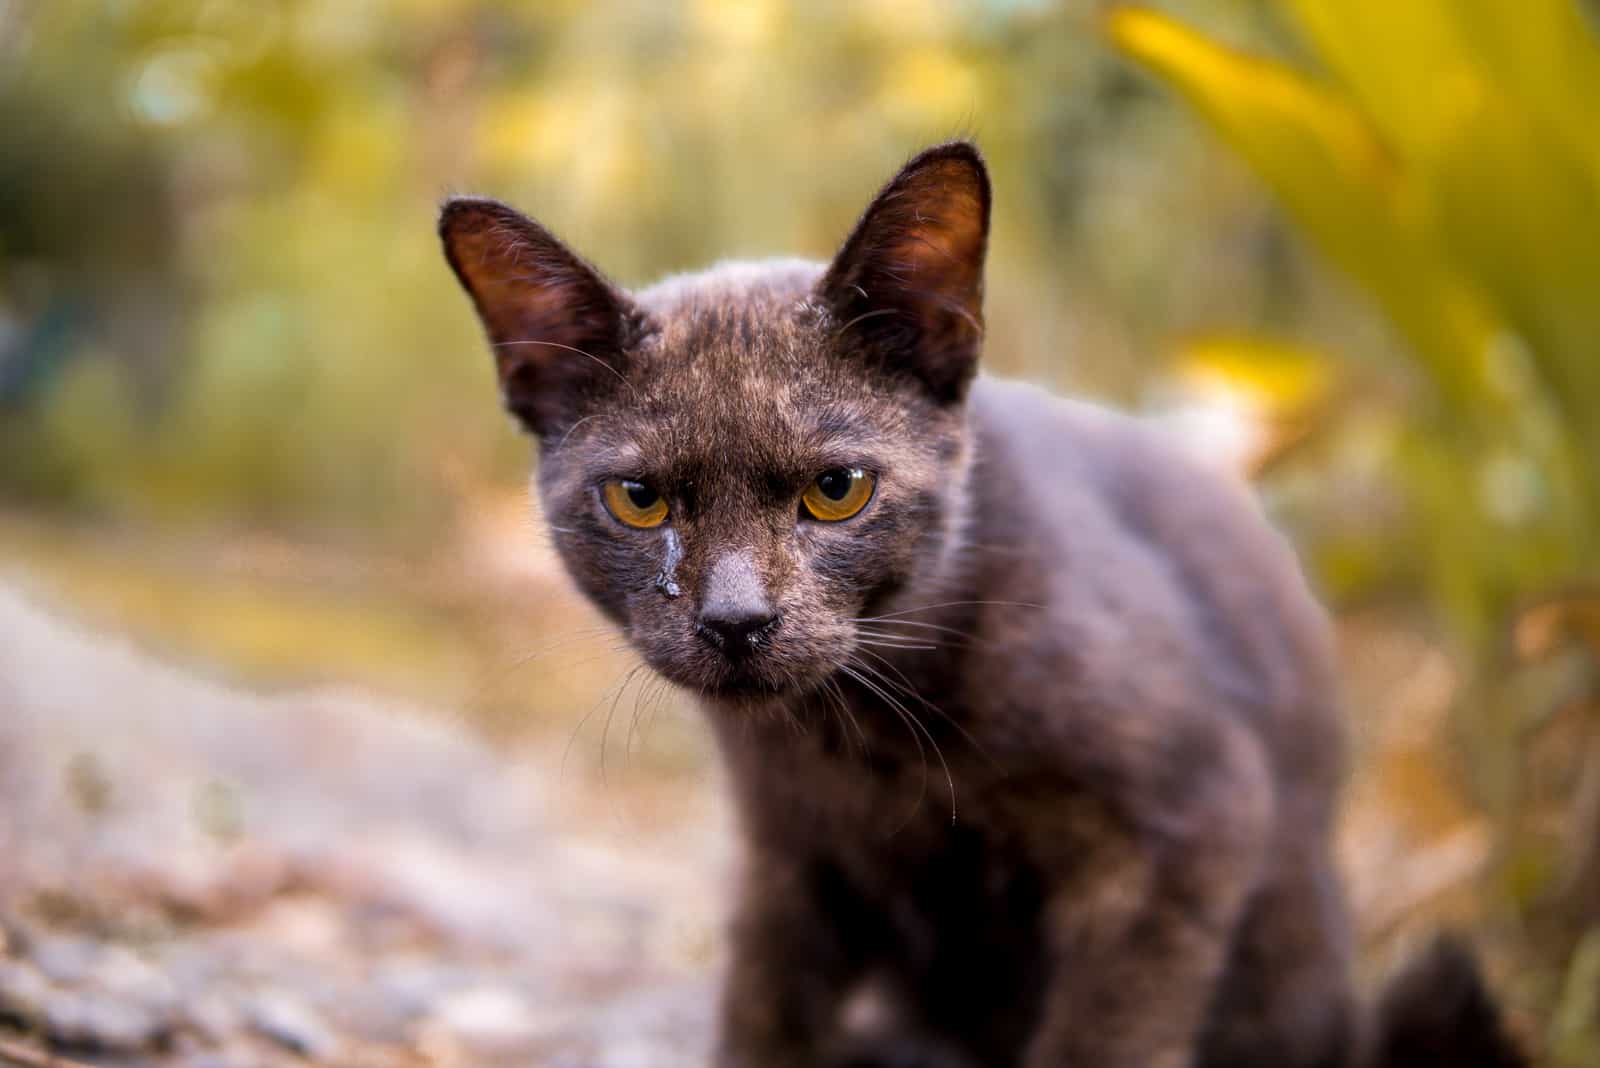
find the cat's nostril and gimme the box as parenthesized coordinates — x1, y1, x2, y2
(696, 611, 781, 656)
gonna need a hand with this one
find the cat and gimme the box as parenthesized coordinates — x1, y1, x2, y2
(439, 142, 1523, 1068)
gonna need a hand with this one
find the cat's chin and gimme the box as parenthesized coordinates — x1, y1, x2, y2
(705, 676, 792, 701)
(649, 657, 818, 704)
(693, 662, 803, 701)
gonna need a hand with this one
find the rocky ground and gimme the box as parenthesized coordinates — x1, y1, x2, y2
(0, 584, 733, 1068)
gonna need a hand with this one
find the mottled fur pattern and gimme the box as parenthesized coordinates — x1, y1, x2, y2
(439, 143, 1522, 1067)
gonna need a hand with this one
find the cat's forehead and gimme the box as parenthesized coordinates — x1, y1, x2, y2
(635, 258, 821, 311)
(636, 267, 883, 412)
(633, 259, 824, 368)
(607, 261, 900, 468)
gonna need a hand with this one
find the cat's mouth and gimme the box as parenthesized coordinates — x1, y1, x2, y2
(643, 641, 823, 703)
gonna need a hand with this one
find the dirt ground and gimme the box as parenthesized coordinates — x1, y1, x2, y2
(0, 583, 733, 1067)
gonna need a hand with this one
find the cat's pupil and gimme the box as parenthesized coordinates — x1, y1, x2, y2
(817, 469, 853, 501)
(625, 482, 658, 509)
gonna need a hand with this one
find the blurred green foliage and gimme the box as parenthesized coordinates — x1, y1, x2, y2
(1113, 3, 1600, 1058)
(1, 0, 1360, 540)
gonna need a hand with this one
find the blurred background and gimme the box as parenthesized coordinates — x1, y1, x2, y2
(1, 0, 1597, 1065)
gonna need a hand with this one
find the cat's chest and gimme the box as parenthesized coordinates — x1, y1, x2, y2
(716, 694, 1060, 1047)
(720, 701, 1013, 850)
(773, 760, 1051, 993)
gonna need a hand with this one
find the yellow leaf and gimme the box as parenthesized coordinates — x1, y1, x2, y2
(1107, 6, 1505, 421)
(1175, 335, 1335, 414)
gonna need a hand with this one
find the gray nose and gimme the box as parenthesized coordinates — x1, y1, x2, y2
(698, 552, 779, 657)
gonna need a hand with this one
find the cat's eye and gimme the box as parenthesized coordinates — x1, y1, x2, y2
(801, 467, 875, 522)
(603, 479, 669, 529)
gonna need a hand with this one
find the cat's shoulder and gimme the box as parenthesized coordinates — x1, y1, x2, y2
(968, 374, 1243, 502)
(966, 373, 1322, 638)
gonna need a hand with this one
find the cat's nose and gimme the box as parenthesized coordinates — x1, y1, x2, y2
(697, 607, 781, 656)
(697, 551, 779, 657)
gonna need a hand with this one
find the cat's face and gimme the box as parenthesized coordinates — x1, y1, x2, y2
(441, 144, 989, 701)
(529, 266, 973, 698)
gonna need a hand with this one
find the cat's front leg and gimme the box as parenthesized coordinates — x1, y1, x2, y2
(1020, 728, 1273, 1068)
(716, 854, 851, 1068)
(1023, 877, 1242, 1068)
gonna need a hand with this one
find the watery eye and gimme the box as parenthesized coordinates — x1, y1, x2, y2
(801, 467, 875, 522)
(603, 479, 669, 529)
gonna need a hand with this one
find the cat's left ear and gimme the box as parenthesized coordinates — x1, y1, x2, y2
(818, 141, 991, 405)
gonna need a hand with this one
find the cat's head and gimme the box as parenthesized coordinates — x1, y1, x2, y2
(440, 143, 989, 701)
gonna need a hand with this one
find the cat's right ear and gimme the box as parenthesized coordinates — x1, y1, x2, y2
(818, 141, 991, 406)
(439, 198, 644, 438)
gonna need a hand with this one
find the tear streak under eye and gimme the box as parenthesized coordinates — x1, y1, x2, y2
(655, 526, 684, 598)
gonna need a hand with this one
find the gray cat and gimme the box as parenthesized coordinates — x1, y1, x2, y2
(439, 143, 1522, 1068)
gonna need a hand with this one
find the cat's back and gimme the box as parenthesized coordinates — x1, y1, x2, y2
(965, 377, 1341, 796)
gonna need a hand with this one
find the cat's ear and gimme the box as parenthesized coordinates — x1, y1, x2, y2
(439, 197, 645, 438)
(818, 141, 991, 405)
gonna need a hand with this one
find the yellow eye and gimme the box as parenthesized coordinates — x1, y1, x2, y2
(603, 480, 669, 529)
(801, 467, 875, 522)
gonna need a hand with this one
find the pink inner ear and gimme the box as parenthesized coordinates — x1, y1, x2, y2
(440, 198, 635, 435)
(884, 159, 988, 316)
(445, 218, 583, 353)
(856, 155, 989, 355)
(816, 145, 991, 403)
(824, 148, 990, 336)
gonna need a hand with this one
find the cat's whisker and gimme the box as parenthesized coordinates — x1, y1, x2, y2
(853, 635, 956, 655)
(640, 673, 672, 760)
(628, 672, 676, 763)
(648, 676, 679, 749)
(823, 675, 868, 756)
(854, 623, 943, 637)
(842, 659, 956, 827)
(493, 625, 617, 674)
(857, 626, 940, 642)
(561, 656, 643, 788)
(861, 599, 1043, 620)
(839, 662, 929, 817)
(852, 618, 980, 644)
(842, 693, 870, 756)
(783, 686, 809, 738)
(855, 623, 941, 639)
(856, 636, 940, 652)
(496, 633, 633, 693)
(624, 667, 653, 767)
(853, 647, 997, 772)
(809, 672, 858, 756)
(626, 676, 653, 762)
(599, 663, 650, 796)
(848, 656, 963, 818)
(482, 631, 630, 717)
